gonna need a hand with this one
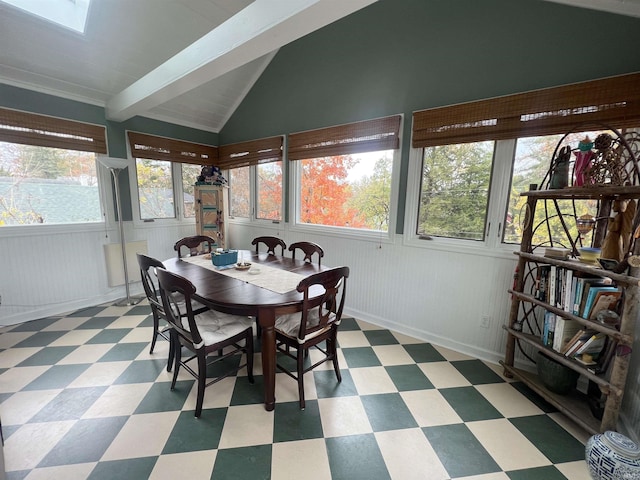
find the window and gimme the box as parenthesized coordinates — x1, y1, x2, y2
(289, 115, 401, 234)
(0, 107, 107, 227)
(0, 142, 100, 225)
(417, 141, 494, 240)
(219, 136, 284, 222)
(408, 72, 640, 249)
(227, 162, 283, 221)
(504, 130, 611, 246)
(257, 161, 283, 221)
(229, 166, 250, 218)
(127, 131, 219, 222)
(135, 158, 175, 219)
(1, 0, 91, 33)
(181, 164, 201, 218)
(297, 150, 394, 230)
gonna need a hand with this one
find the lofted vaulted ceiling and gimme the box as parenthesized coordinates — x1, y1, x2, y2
(0, 0, 638, 134)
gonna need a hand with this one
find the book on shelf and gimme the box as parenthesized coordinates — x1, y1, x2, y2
(587, 289, 622, 320)
(542, 311, 556, 347)
(552, 317, 582, 353)
(576, 278, 612, 317)
(563, 329, 597, 357)
(563, 270, 577, 313)
(582, 286, 620, 319)
(560, 328, 587, 354)
(534, 265, 545, 300)
(575, 332, 607, 356)
(549, 265, 557, 307)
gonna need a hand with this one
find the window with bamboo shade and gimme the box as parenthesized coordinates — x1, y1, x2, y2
(288, 115, 402, 233)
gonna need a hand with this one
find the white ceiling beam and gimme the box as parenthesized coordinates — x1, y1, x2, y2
(105, 0, 377, 122)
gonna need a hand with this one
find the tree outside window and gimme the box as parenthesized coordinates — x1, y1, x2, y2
(0, 141, 100, 226)
(297, 151, 393, 231)
(181, 163, 201, 218)
(418, 141, 494, 241)
(135, 158, 175, 219)
(229, 166, 250, 218)
(257, 161, 282, 220)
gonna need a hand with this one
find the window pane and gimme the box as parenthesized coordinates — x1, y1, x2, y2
(136, 158, 175, 219)
(0, 141, 100, 226)
(504, 131, 607, 245)
(181, 163, 201, 218)
(229, 166, 250, 218)
(417, 141, 494, 240)
(257, 161, 282, 221)
(298, 151, 393, 231)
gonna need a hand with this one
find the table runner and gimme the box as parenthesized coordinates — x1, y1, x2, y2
(181, 255, 304, 294)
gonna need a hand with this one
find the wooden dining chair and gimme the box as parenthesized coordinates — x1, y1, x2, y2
(288, 241, 324, 266)
(274, 266, 349, 409)
(174, 235, 217, 259)
(137, 253, 210, 371)
(156, 267, 255, 417)
(252, 236, 287, 255)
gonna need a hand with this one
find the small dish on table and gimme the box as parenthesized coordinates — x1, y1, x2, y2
(235, 262, 252, 271)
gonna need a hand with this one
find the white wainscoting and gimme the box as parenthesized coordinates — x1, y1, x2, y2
(104, 240, 148, 287)
(0, 221, 196, 325)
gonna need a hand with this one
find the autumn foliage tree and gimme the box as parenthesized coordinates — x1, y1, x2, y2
(257, 162, 282, 220)
(299, 155, 366, 228)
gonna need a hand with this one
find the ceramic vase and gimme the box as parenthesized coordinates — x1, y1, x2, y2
(585, 431, 640, 479)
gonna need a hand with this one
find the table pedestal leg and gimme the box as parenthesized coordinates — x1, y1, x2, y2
(258, 308, 276, 411)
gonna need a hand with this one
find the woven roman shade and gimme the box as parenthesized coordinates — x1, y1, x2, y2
(412, 72, 640, 148)
(127, 131, 218, 166)
(0, 107, 107, 153)
(288, 115, 401, 161)
(218, 136, 283, 169)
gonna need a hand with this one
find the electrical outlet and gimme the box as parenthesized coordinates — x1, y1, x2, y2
(480, 315, 490, 328)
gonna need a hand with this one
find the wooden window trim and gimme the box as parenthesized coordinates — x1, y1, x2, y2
(288, 115, 401, 161)
(218, 136, 283, 169)
(412, 72, 640, 148)
(0, 107, 107, 153)
(127, 131, 218, 166)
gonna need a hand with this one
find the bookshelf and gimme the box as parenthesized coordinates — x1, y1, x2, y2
(501, 127, 640, 435)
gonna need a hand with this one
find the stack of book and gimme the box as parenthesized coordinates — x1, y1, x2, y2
(560, 329, 615, 372)
(534, 265, 621, 317)
(535, 266, 621, 355)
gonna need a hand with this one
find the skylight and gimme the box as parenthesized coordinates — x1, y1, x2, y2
(2, 0, 91, 33)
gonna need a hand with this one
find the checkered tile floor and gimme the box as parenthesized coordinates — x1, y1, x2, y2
(0, 301, 592, 479)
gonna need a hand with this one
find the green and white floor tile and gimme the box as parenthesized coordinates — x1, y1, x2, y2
(0, 301, 591, 479)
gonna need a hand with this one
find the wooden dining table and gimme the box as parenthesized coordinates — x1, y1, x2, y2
(162, 250, 326, 411)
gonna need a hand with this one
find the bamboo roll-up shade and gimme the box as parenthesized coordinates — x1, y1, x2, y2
(218, 136, 283, 169)
(127, 131, 218, 165)
(0, 107, 107, 154)
(412, 72, 640, 148)
(288, 115, 401, 161)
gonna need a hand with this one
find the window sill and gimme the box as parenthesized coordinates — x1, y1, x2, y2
(290, 222, 395, 245)
(0, 221, 106, 238)
(402, 234, 519, 260)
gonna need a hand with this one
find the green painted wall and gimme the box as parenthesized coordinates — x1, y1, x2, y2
(0, 84, 218, 220)
(220, 0, 640, 233)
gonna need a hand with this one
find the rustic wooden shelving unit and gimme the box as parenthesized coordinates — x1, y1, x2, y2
(501, 127, 640, 435)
